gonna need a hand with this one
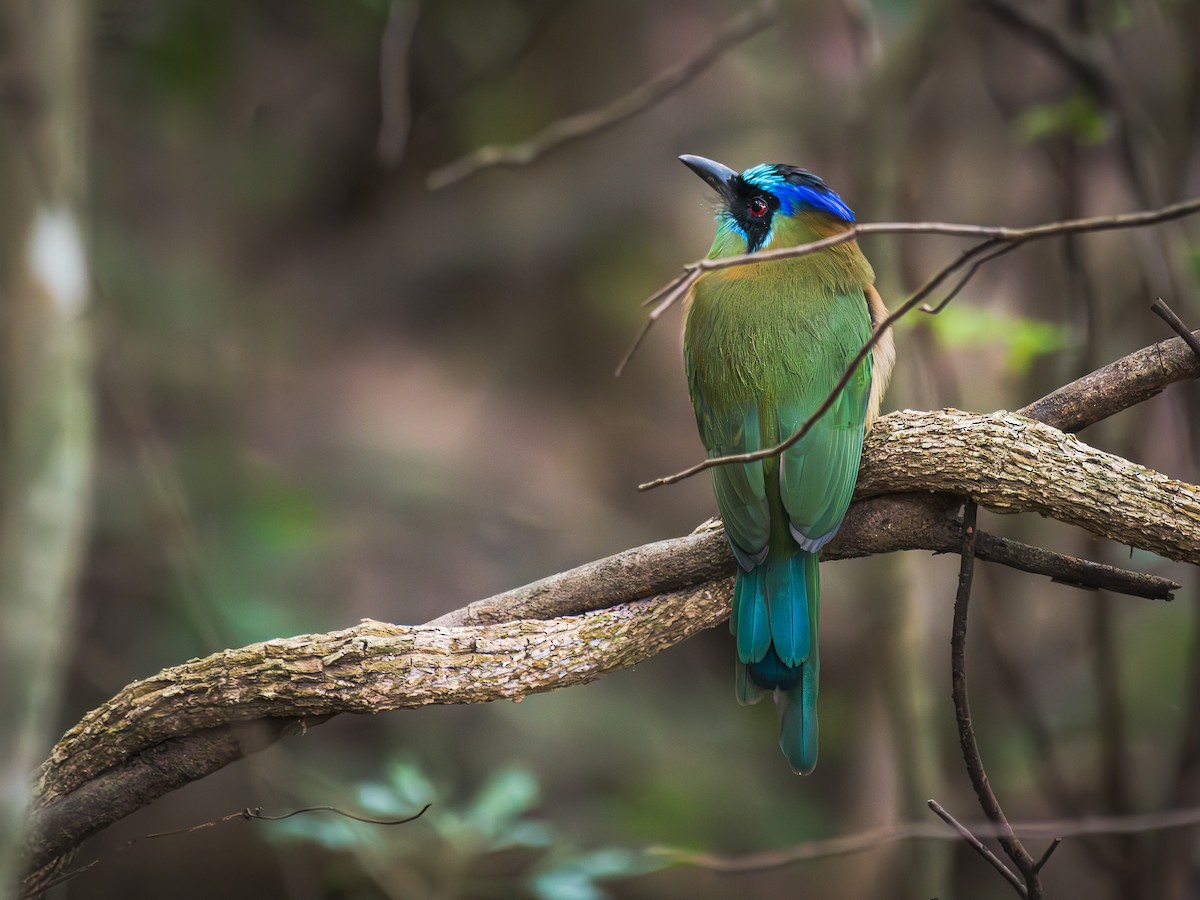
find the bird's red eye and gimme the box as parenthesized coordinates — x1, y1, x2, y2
(748, 196, 769, 218)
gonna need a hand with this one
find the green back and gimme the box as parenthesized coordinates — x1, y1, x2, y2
(684, 250, 873, 559)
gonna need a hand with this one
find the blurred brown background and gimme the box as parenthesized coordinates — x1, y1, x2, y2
(9, 0, 1200, 897)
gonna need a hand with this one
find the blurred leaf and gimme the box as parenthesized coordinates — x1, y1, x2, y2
(1016, 93, 1110, 145)
(928, 304, 1070, 373)
(531, 848, 661, 900)
(433, 0, 530, 69)
(439, 765, 553, 852)
(468, 766, 540, 832)
(1101, 0, 1136, 32)
(130, 0, 236, 105)
(385, 757, 440, 810)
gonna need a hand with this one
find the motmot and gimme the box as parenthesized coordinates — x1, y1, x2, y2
(679, 155, 894, 773)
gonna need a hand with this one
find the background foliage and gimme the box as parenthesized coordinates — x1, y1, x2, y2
(22, 0, 1200, 896)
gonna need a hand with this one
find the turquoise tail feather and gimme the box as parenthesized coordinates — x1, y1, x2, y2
(731, 549, 822, 773)
(779, 651, 820, 774)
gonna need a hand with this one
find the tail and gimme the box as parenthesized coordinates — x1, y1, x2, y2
(731, 548, 821, 774)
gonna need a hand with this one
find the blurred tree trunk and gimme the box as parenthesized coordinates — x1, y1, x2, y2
(0, 2, 92, 896)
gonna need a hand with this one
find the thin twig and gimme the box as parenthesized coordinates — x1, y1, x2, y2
(149, 802, 431, 835)
(928, 798, 1026, 897)
(1033, 837, 1062, 873)
(951, 502, 1045, 897)
(920, 239, 1025, 313)
(376, 0, 419, 167)
(426, 0, 778, 190)
(23, 803, 432, 896)
(974, 0, 1111, 101)
(653, 802, 1200, 873)
(1151, 298, 1200, 361)
(636, 195, 1200, 489)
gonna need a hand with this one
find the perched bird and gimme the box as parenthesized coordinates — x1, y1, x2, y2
(679, 155, 894, 773)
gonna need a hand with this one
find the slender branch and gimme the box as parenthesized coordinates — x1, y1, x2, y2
(836, 495, 1176, 601)
(375, 0, 419, 167)
(929, 797, 1027, 897)
(25, 803, 432, 896)
(635, 195, 1200, 489)
(653, 803, 1200, 872)
(973, 0, 1112, 101)
(1151, 298, 1200, 361)
(950, 503, 1043, 897)
(425, 0, 778, 190)
(433, 497, 1175, 632)
(1033, 838, 1062, 873)
(919, 240, 1025, 314)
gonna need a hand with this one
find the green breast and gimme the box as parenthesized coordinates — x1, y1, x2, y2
(684, 256, 871, 415)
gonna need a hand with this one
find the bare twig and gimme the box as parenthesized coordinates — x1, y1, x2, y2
(1151, 298, 1200, 362)
(653, 803, 1200, 872)
(425, 0, 778, 190)
(974, 0, 1111, 101)
(376, 0, 419, 167)
(1033, 837, 1062, 873)
(928, 798, 1026, 897)
(950, 502, 1050, 897)
(635, 195, 1200, 490)
(150, 802, 432, 834)
(919, 240, 1025, 313)
(23, 803, 432, 896)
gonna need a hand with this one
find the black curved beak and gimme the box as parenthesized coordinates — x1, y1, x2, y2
(679, 154, 738, 203)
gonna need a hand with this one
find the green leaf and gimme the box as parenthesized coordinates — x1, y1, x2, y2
(386, 758, 440, 810)
(1016, 93, 1110, 145)
(928, 305, 1070, 374)
(467, 766, 541, 837)
(532, 848, 662, 900)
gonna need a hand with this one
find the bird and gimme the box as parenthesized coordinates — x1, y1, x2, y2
(679, 154, 894, 774)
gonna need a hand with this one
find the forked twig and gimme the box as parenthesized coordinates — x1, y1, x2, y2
(948, 502, 1058, 897)
(928, 799, 1026, 897)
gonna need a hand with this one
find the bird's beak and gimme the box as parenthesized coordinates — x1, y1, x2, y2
(679, 154, 738, 202)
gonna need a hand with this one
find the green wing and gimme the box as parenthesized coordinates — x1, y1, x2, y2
(685, 284, 874, 557)
(778, 339, 872, 550)
(690, 388, 770, 570)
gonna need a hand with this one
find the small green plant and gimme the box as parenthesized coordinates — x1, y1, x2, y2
(266, 758, 661, 899)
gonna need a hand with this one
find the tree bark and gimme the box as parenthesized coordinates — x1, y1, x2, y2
(17, 325, 1200, 892)
(22, 391, 1200, 890)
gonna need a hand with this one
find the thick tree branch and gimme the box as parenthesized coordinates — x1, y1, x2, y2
(1018, 327, 1200, 431)
(436, 497, 1176, 633)
(21, 329, 1200, 889)
(24, 409, 1198, 881)
(858, 410, 1200, 564)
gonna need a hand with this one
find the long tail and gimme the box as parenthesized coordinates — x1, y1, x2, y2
(731, 549, 821, 774)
